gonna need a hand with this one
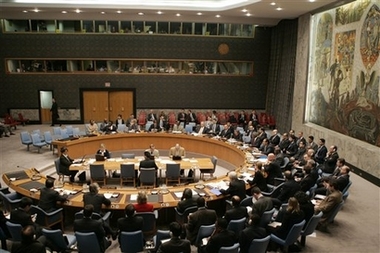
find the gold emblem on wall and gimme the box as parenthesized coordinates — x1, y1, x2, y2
(218, 43, 229, 55)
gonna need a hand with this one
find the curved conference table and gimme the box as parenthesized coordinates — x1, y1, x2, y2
(3, 133, 252, 211)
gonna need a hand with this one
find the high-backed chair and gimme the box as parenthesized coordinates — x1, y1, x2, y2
(31, 133, 47, 153)
(139, 168, 156, 188)
(185, 124, 193, 134)
(280, 157, 290, 170)
(260, 208, 275, 227)
(166, 163, 181, 185)
(20, 131, 32, 151)
(74, 210, 111, 226)
(200, 156, 218, 180)
(42, 228, 77, 252)
(175, 206, 198, 225)
(248, 235, 271, 253)
(52, 127, 62, 139)
(60, 129, 69, 139)
(0, 188, 22, 213)
(270, 220, 305, 253)
(119, 231, 144, 253)
(227, 217, 246, 235)
(240, 196, 253, 207)
(90, 164, 106, 185)
(120, 164, 136, 187)
(299, 211, 323, 246)
(5, 221, 22, 242)
(65, 125, 74, 136)
(43, 131, 54, 152)
(145, 121, 153, 131)
(117, 124, 127, 133)
(121, 153, 135, 159)
(194, 224, 215, 247)
(75, 232, 102, 253)
(135, 212, 157, 236)
(262, 183, 284, 197)
(18, 113, 29, 126)
(54, 158, 67, 182)
(153, 230, 171, 251)
(30, 205, 64, 231)
(219, 243, 239, 253)
(325, 200, 344, 224)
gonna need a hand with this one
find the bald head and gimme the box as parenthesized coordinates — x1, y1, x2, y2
(267, 153, 275, 161)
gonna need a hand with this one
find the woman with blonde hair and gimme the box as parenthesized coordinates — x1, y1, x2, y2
(133, 191, 154, 212)
(87, 119, 99, 135)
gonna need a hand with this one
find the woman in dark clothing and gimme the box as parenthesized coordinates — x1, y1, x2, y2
(248, 162, 268, 192)
(294, 191, 314, 226)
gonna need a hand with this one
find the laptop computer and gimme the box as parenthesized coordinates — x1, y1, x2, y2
(95, 154, 106, 161)
(172, 156, 182, 161)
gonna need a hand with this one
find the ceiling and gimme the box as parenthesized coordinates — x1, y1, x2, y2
(0, 0, 354, 26)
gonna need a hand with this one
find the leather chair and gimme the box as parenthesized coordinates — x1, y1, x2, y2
(194, 224, 215, 247)
(75, 232, 102, 253)
(139, 168, 156, 188)
(175, 206, 198, 225)
(219, 242, 239, 253)
(259, 208, 275, 227)
(0, 188, 22, 213)
(135, 212, 157, 237)
(90, 164, 106, 185)
(299, 211, 323, 246)
(119, 231, 144, 253)
(120, 163, 136, 187)
(42, 228, 77, 252)
(5, 221, 22, 242)
(153, 229, 171, 251)
(270, 220, 306, 253)
(166, 163, 181, 185)
(248, 235, 270, 253)
(30, 205, 64, 231)
(226, 217, 246, 235)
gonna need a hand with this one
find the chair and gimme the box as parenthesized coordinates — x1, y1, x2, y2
(185, 124, 193, 134)
(299, 211, 323, 246)
(75, 232, 102, 253)
(54, 158, 68, 182)
(60, 129, 69, 139)
(117, 124, 127, 133)
(153, 230, 170, 251)
(342, 181, 352, 196)
(262, 183, 284, 197)
(119, 231, 144, 253)
(175, 206, 198, 225)
(65, 125, 74, 136)
(166, 163, 181, 185)
(227, 217, 246, 235)
(74, 210, 111, 226)
(20, 131, 32, 151)
(43, 131, 53, 151)
(18, 113, 29, 126)
(260, 208, 275, 227)
(120, 164, 136, 187)
(52, 127, 62, 139)
(0, 187, 22, 213)
(267, 115, 276, 129)
(4, 114, 20, 129)
(219, 243, 239, 253)
(325, 200, 344, 224)
(270, 220, 305, 253)
(121, 153, 135, 159)
(145, 121, 153, 131)
(31, 133, 47, 153)
(135, 212, 157, 236)
(5, 221, 22, 242)
(194, 224, 215, 247)
(248, 235, 271, 253)
(240, 196, 253, 207)
(139, 167, 156, 188)
(42, 228, 77, 252)
(200, 156, 218, 180)
(30, 205, 64, 231)
(280, 157, 290, 170)
(90, 164, 106, 185)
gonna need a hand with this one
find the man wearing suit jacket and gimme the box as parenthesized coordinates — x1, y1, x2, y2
(147, 110, 157, 122)
(169, 144, 186, 159)
(10, 197, 42, 238)
(219, 124, 233, 139)
(299, 165, 316, 192)
(83, 183, 110, 214)
(322, 145, 339, 173)
(177, 109, 186, 124)
(195, 121, 208, 135)
(115, 114, 125, 128)
(208, 119, 221, 135)
(285, 135, 298, 157)
(74, 205, 110, 253)
(220, 172, 246, 201)
(264, 153, 283, 185)
(307, 135, 319, 153)
(251, 187, 273, 218)
(239, 214, 267, 253)
(186, 109, 197, 124)
(201, 218, 236, 253)
(314, 138, 328, 164)
(176, 188, 198, 213)
(223, 196, 248, 222)
(185, 197, 217, 245)
(38, 178, 67, 212)
(158, 222, 191, 253)
(275, 171, 300, 203)
(59, 147, 79, 182)
(117, 204, 144, 244)
(269, 129, 280, 146)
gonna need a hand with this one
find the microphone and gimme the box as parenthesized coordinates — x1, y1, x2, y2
(16, 165, 29, 170)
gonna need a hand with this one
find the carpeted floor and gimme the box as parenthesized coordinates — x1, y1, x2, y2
(0, 124, 379, 253)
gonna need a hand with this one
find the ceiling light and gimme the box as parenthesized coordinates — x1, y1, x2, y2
(33, 8, 39, 13)
(246, 13, 252, 16)
(176, 13, 181, 16)
(75, 9, 81, 13)
(138, 12, 144, 15)
(61, 11, 67, 14)
(215, 15, 221, 18)
(197, 12, 202, 15)
(242, 9, 248, 12)
(23, 10, 28, 13)
(116, 10, 122, 14)
(157, 11, 162, 14)
(276, 7, 282, 11)
(270, 2, 276, 5)
(100, 11, 105, 14)
(309, 0, 316, 2)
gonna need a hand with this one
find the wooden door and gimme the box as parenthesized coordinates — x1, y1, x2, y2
(83, 91, 109, 122)
(109, 91, 134, 122)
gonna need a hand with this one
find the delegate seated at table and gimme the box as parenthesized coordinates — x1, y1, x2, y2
(96, 143, 111, 159)
(169, 144, 186, 159)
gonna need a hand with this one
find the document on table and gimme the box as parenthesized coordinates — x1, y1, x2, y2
(130, 194, 138, 201)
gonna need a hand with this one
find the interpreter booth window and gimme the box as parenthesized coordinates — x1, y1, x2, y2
(56, 20, 81, 33)
(120, 21, 132, 33)
(206, 23, 218, 35)
(83, 20, 94, 32)
(20, 60, 45, 72)
(145, 21, 156, 33)
(132, 60, 144, 73)
(95, 21, 106, 33)
(158, 22, 169, 34)
(84, 60, 95, 71)
(46, 60, 67, 72)
(95, 60, 107, 72)
(218, 24, 229, 36)
(182, 22, 193, 34)
(67, 60, 83, 72)
(194, 23, 204, 35)
(3, 19, 31, 32)
(170, 22, 181, 34)
(107, 21, 119, 33)
(132, 21, 143, 33)
(106, 60, 120, 73)
(6, 60, 20, 73)
(120, 61, 133, 73)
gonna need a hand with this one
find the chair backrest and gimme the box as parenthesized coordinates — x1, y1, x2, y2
(175, 206, 198, 224)
(120, 164, 135, 178)
(5, 221, 22, 241)
(43, 131, 53, 142)
(53, 127, 61, 136)
(248, 235, 271, 253)
(342, 181, 352, 194)
(211, 156, 218, 171)
(301, 211, 323, 236)
(240, 196, 253, 207)
(75, 232, 101, 253)
(166, 163, 181, 178)
(0, 190, 21, 212)
(20, 131, 32, 144)
(60, 129, 69, 139)
(65, 125, 74, 136)
(90, 164, 105, 179)
(139, 168, 156, 185)
(154, 230, 171, 251)
(185, 125, 193, 133)
(121, 153, 135, 159)
(73, 127, 80, 136)
(227, 217, 246, 235)
(54, 158, 61, 175)
(119, 231, 144, 253)
(260, 208, 275, 227)
(194, 224, 216, 246)
(283, 220, 306, 246)
(42, 228, 67, 250)
(135, 212, 156, 234)
(145, 121, 153, 131)
(117, 124, 127, 132)
(219, 242, 239, 253)
(326, 200, 344, 224)
(281, 157, 290, 169)
(74, 210, 102, 221)
(31, 133, 42, 144)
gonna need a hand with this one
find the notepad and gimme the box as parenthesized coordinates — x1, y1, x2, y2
(130, 194, 138, 201)
(210, 188, 222, 196)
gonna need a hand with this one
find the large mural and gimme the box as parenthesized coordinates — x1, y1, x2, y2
(308, 0, 380, 147)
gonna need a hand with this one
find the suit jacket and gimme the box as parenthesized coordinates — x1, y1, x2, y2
(195, 125, 208, 134)
(208, 124, 221, 135)
(203, 229, 236, 253)
(269, 134, 280, 146)
(248, 171, 268, 192)
(10, 208, 34, 228)
(59, 154, 73, 176)
(74, 217, 107, 252)
(169, 147, 186, 158)
(273, 210, 304, 239)
(186, 207, 217, 244)
(264, 162, 282, 185)
(315, 190, 342, 224)
(336, 174, 349, 192)
(219, 128, 233, 139)
(221, 179, 246, 201)
(83, 192, 111, 214)
(117, 215, 144, 232)
(259, 144, 274, 156)
(322, 152, 339, 173)
(252, 196, 273, 217)
(148, 113, 157, 122)
(299, 175, 315, 192)
(11, 241, 46, 253)
(96, 149, 111, 159)
(158, 237, 191, 253)
(315, 145, 328, 164)
(278, 139, 290, 152)
(38, 187, 67, 212)
(177, 113, 186, 122)
(148, 123, 160, 132)
(139, 159, 158, 170)
(186, 113, 197, 123)
(239, 225, 267, 253)
(276, 180, 300, 202)
(177, 197, 198, 213)
(224, 206, 248, 222)
(308, 141, 318, 153)
(285, 142, 298, 157)
(294, 147, 306, 161)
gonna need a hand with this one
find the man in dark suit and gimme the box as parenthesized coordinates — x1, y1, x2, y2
(269, 129, 280, 146)
(201, 218, 236, 253)
(59, 147, 80, 182)
(147, 110, 157, 122)
(115, 114, 125, 128)
(185, 197, 217, 245)
(139, 151, 159, 184)
(264, 153, 283, 185)
(259, 138, 274, 155)
(74, 204, 111, 253)
(238, 214, 267, 253)
(208, 119, 221, 135)
(176, 188, 198, 213)
(219, 124, 233, 139)
(221, 171, 246, 201)
(186, 109, 197, 124)
(38, 178, 67, 212)
(285, 135, 298, 157)
(83, 183, 110, 214)
(299, 165, 315, 192)
(11, 225, 46, 253)
(177, 109, 186, 124)
(224, 196, 248, 223)
(322, 145, 339, 173)
(314, 138, 328, 164)
(251, 187, 273, 218)
(278, 133, 290, 152)
(275, 171, 300, 203)
(157, 221, 191, 253)
(117, 204, 144, 242)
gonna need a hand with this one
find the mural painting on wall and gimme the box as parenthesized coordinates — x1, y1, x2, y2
(308, 1, 380, 147)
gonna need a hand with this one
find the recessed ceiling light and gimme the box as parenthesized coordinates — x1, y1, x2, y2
(157, 11, 163, 14)
(215, 15, 221, 18)
(117, 10, 122, 14)
(176, 13, 181, 16)
(276, 7, 282, 11)
(138, 12, 144, 15)
(33, 9, 39, 13)
(242, 9, 248, 13)
(23, 10, 28, 13)
(100, 11, 105, 14)
(75, 9, 81, 13)
(197, 12, 202, 15)
(270, 2, 276, 6)
(61, 11, 67, 14)
(246, 13, 252, 17)
(309, 0, 316, 2)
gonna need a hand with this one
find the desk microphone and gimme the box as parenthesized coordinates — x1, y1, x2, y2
(16, 165, 29, 170)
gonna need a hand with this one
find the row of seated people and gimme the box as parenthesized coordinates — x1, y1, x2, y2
(0, 121, 16, 138)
